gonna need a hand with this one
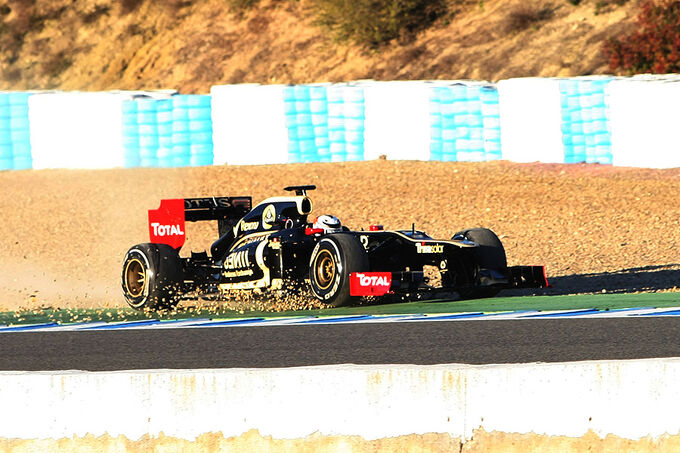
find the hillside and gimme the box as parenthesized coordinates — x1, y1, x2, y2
(0, 0, 640, 93)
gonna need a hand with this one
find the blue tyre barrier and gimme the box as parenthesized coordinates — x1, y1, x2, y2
(122, 134, 139, 146)
(11, 141, 30, 156)
(0, 129, 11, 145)
(184, 95, 212, 108)
(158, 135, 173, 147)
(13, 156, 32, 170)
(10, 116, 29, 130)
(172, 109, 189, 121)
(139, 146, 157, 159)
(189, 131, 213, 144)
(172, 121, 189, 133)
(190, 154, 213, 166)
(0, 157, 13, 170)
(0, 143, 12, 158)
(138, 124, 157, 136)
(172, 132, 191, 146)
(9, 104, 28, 117)
(187, 108, 212, 121)
(157, 110, 173, 123)
(139, 135, 159, 147)
(188, 120, 212, 132)
(190, 143, 213, 154)
(158, 123, 174, 136)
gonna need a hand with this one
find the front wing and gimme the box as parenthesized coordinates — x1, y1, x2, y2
(349, 266, 549, 297)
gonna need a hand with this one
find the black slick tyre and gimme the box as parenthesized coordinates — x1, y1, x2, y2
(308, 233, 368, 307)
(122, 243, 183, 310)
(454, 228, 507, 299)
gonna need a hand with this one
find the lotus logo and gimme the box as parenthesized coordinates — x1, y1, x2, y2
(263, 204, 276, 230)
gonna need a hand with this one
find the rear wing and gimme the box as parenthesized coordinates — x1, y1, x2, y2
(148, 197, 252, 249)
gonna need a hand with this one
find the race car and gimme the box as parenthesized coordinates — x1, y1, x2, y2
(122, 185, 548, 310)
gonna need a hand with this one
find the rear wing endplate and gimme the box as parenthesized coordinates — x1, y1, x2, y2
(148, 197, 252, 249)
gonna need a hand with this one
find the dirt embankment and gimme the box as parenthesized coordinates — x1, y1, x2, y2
(0, 160, 679, 311)
(0, 0, 640, 93)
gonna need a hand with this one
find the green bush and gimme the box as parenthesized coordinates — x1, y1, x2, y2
(310, 0, 448, 48)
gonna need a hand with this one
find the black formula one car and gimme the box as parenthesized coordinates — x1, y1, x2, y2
(122, 185, 548, 310)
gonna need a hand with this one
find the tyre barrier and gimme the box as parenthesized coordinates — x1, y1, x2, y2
(560, 77, 613, 165)
(0, 92, 32, 171)
(430, 82, 502, 162)
(7, 75, 680, 170)
(2, 358, 680, 451)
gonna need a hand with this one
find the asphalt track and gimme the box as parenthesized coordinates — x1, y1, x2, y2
(1, 317, 680, 371)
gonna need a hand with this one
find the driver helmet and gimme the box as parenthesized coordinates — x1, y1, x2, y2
(313, 214, 342, 233)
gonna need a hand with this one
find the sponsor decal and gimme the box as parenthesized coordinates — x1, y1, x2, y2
(148, 198, 186, 249)
(416, 243, 444, 254)
(357, 273, 389, 286)
(240, 220, 259, 232)
(223, 269, 254, 278)
(224, 250, 251, 271)
(184, 198, 232, 209)
(349, 272, 392, 296)
(262, 204, 276, 230)
(233, 233, 270, 249)
(150, 222, 184, 237)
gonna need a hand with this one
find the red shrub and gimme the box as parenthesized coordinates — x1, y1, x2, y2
(603, 0, 680, 73)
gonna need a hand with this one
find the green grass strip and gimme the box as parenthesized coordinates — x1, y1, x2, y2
(1, 292, 679, 327)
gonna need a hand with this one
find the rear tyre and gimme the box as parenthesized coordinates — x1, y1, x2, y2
(309, 234, 368, 307)
(122, 243, 183, 310)
(453, 228, 507, 299)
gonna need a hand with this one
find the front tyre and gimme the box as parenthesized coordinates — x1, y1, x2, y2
(309, 234, 368, 307)
(122, 243, 183, 310)
(453, 228, 507, 300)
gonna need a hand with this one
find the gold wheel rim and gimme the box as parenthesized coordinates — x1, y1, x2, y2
(124, 258, 147, 298)
(314, 250, 335, 290)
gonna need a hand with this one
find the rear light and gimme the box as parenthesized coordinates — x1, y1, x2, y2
(369, 224, 384, 231)
(305, 227, 324, 235)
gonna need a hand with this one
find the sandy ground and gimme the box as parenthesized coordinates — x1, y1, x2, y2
(1, 160, 679, 312)
(4, 428, 680, 452)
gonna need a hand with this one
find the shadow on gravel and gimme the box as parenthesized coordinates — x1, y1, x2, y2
(504, 264, 680, 297)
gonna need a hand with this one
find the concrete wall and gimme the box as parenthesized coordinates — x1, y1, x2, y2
(2, 357, 680, 450)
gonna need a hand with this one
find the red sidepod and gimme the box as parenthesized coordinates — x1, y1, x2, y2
(349, 272, 392, 296)
(148, 199, 186, 250)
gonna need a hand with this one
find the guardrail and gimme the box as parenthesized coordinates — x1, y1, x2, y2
(3, 74, 680, 170)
